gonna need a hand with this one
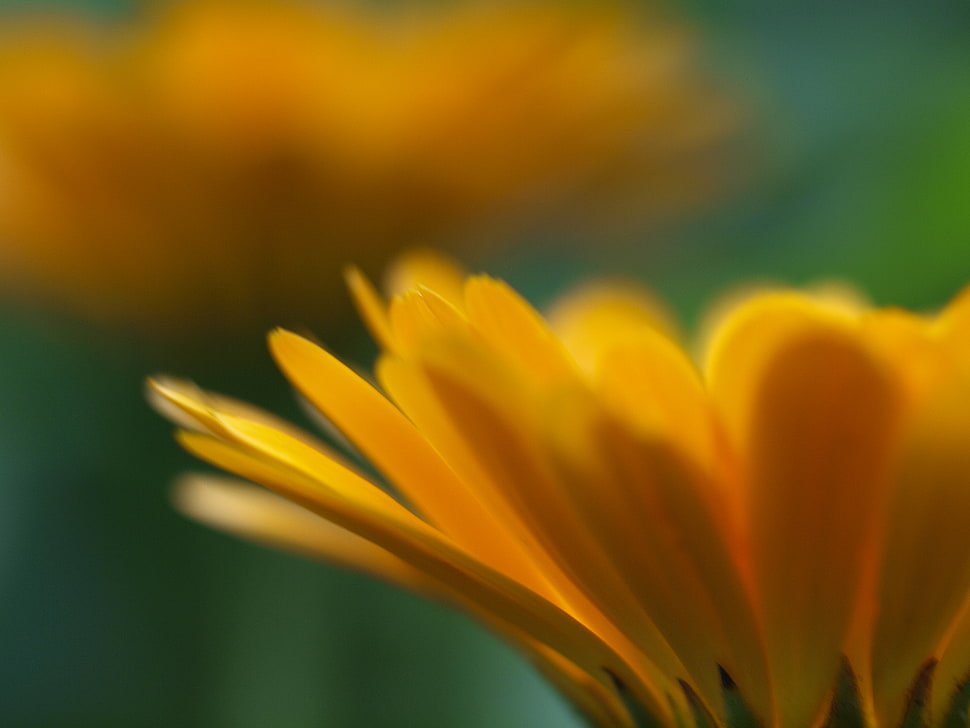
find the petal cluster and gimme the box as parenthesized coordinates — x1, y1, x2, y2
(0, 0, 733, 331)
(152, 253, 970, 728)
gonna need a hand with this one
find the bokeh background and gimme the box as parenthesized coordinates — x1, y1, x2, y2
(1, 0, 970, 726)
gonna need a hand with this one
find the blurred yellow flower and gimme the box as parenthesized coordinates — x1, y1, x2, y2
(151, 250, 970, 727)
(0, 0, 735, 332)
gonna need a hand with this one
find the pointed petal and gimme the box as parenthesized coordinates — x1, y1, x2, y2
(376, 346, 694, 722)
(596, 331, 722, 479)
(173, 473, 436, 590)
(345, 266, 395, 351)
(147, 376, 351, 463)
(405, 336, 690, 718)
(171, 422, 632, 689)
(152, 377, 656, 702)
(546, 389, 770, 722)
(382, 248, 467, 304)
(386, 287, 469, 354)
(463, 275, 577, 386)
(268, 329, 537, 582)
(267, 331, 677, 719)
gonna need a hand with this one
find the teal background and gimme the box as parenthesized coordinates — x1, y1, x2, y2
(1, 0, 970, 726)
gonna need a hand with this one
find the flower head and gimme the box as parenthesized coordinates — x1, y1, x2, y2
(150, 251, 970, 727)
(0, 0, 734, 332)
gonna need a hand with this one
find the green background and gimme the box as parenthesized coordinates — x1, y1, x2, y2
(1, 0, 969, 726)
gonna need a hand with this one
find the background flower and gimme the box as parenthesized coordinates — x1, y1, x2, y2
(0, 0, 734, 334)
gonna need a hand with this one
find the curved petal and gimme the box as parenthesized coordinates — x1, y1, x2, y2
(463, 275, 578, 386)
(386, 287, 469, 354)
(173, 473, 437, 590)
(345, 265, 395, 351)
(708, 295, 903, 728)
(404, 335, 689, 719)
(596, 331, 723, 480)
(268, 330, 543, 587)
(544, 278, 678, 376)
(168, 420, 636, 695)
(870, 372, 970, 726)
(544, 386, 770, 723)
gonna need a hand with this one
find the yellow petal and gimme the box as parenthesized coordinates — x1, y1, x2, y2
(268, 329, 538, 583)
(934, 282, 970, 335)
(375, 350, 562, 596)
(376, 344, 694, 720)
(699, 284, 866, 369)
(345, 265, 395, 352)
(860, 308, 943, 408)
(382, 247, 467, 305)
(147, 376, 351, 464)
(173, 473, 437, 591)
(386, 286, 469, 354)
(155, 369, 666, 713)
(596, 330, 723, 481)
(544, 278, 678, 377)
(709, 295, 903, 728)
(870, 372, 970, 725)
(934, 283, 970, 365)
(463, 275, 577, 386)
(544, 386, 770, 722)
(172, 423, 634, 691)
(407, 336, 686, 719)
(175, 471, 638, 728)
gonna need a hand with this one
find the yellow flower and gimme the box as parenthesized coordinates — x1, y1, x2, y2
(0, 0, 735, 332)
(151, 251, 970, 728)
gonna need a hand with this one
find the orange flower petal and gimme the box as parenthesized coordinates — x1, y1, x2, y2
(710, 296, 903, 728)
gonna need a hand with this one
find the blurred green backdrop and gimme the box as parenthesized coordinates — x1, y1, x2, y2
(1, 0, 970, 726)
